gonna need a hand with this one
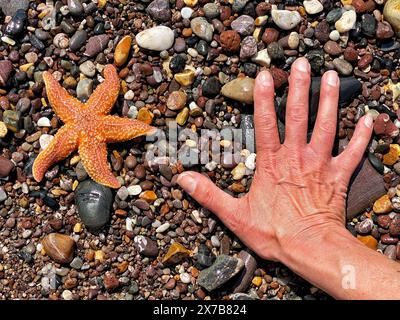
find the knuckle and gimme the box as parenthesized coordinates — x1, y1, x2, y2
(318, 119, 337, 134)
(258, 114, 278, 131)
(200, 187, 215, 209)
(287, 104, 308, 123)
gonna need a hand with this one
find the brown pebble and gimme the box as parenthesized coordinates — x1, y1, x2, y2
(0, 156, 15, 178)
(42, 233, 75, 264)
(343, 47, 358, 62)
(262, 28, 279, 45)
(220, 30, 241, 52)
(125, 155, 137, 169)
(270, 67, 288, 89)
(103, 272, 120, 291)
(134, 164, 146, 179)
(358, 54, 373, 69)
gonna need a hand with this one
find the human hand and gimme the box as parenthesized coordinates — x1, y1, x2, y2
(177, 57, 374, 263)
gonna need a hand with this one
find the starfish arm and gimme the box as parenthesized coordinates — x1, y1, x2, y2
(32, 125, 79, 182)
(101, 115, 157, 143)
(86, 65, 120, 114)
(78, 136, 121, 188)
(43, 71, 83, 123)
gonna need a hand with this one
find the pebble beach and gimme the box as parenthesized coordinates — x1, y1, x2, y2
(0, 0, 400, 300)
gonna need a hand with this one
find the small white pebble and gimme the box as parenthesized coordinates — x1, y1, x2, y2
(329, 30, 340, 41)
(127, 185, 142, 196)
(62, 290, 73, 300)
(384, 166, 391, 174)
(190, 210, 202, 224)
(124, 90, 135, 100)
(181, 7, 193, 19)
(185, 139, 197, 148)
(60, 5, 70, 15)
(240, 149, 251, 158)
(125, 217, 134, 232)
(153, 69, 163, 83)
(0, 187, 7, 202)
(245, 153, 256, 170)
(154, 198, 164, 207)
(127, 105, 138, 119)
(1, 36, 15, 46)
(39, 134, 54, 150)
(22, 230, 32, 238)
(180, 272, 191, 284)
(211, 235, 220, 247)
(21, 183, 29, 194)
(152, 220, 162, 228)
(189, 101, 198, 110)
(205, 161, 217, 171)
(44, 57, 54, 67)
(188, 48, 198, 57)
(37, 117, 51, 127)
(156, 222, 170, 233)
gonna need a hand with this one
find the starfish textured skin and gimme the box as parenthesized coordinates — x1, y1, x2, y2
(32, 64, 157, 188)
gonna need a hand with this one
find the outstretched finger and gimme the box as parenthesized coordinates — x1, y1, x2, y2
(285, 57, 312, 147)
(309, 71, 340, 155)
(333, 115, 374, 182)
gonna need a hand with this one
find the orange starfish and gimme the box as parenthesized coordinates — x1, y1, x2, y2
(32, 64, 156, 188)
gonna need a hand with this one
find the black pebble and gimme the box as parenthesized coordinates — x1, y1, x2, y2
(368, 152, 384, 174)
(169, 54, 187, 74)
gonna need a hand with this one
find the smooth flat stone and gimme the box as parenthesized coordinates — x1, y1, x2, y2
(75, 180, 112, 230)
(198, 254, 244, 291)
(271, 9, 302, 30)
(338, 138, 386, 219)
(335, 10, 356, 33)
(190, 17, 214, 42)
(384, 0, 400, 36)
(221, 77, 255, 104)
(136, 26, 175, 51)
(42, 233, 75, 264)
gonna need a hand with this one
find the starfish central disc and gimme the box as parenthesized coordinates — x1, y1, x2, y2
(32, 64, 156, 188)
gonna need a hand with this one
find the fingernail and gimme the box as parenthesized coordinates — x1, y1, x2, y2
(258, 71, 272, 86)
(326, 71, 338, 86)
(295, 57, 310, 72)
(365, 114, 374, 128)
(177, 172, 196, 194)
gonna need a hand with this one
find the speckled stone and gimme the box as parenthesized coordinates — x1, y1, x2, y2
(190, 17, 214, 42)
(198, 255, 244, 291)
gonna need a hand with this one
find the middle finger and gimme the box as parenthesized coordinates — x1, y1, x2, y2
(284, 57, 311, 147)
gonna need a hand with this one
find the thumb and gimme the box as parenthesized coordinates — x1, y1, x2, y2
(177, 171, 245, 233)
(334, 114, 373, 182)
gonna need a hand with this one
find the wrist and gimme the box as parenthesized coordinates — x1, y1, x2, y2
(278, 224, 359, 282)
(277, 221, 351, 264)
(278, 224, 400, 299)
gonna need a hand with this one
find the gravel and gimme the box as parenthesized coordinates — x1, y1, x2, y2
(0, 0, 398, 301)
